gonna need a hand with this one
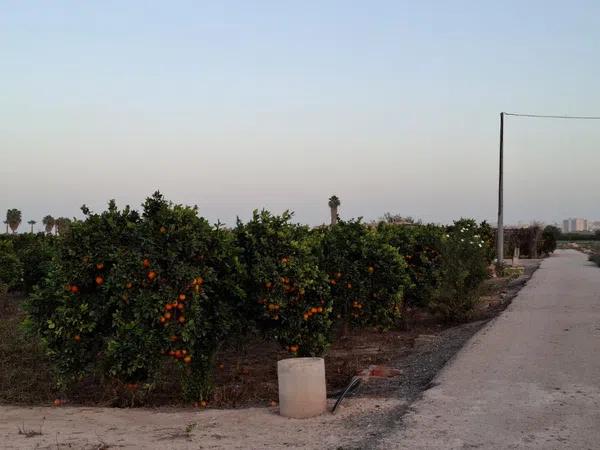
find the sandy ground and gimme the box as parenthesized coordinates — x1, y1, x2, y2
(0, 397, 407, 449)
(376, 250, 600, 449)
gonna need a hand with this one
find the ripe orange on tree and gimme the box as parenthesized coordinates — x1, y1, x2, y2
(69, 285, 79, 294)
(96, 262, 104, 270)
(147, 271, 157, 281)
(143, 258, 151, 268)
(95, 276, 104, 286)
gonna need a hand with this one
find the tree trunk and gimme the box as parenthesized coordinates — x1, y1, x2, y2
(330, 206, 338, 225)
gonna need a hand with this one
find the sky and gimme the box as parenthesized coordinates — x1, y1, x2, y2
(2, 1, 600, 230)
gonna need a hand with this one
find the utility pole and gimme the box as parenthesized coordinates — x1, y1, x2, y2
(497, 112, 504, 263)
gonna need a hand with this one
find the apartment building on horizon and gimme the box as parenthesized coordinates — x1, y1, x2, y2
(562, 218, 589, 233)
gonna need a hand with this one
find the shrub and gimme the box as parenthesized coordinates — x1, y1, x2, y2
(0, 240, 23, 295)
(430, 219, 491, 321)
(377, 222, 445, 310)
(3, 233, 57, 293)
(316, 220, 408, 331)
(235, 210, 333, 356)
(542, 225, 560, 255)
(25, 193, 244, 401)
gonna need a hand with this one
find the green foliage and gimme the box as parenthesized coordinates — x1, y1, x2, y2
(542, 225, 560, 254)
(0, 240, 23, 294)
(23, 192, 494, 403)
(0, 234, 57, 293)
(235, 210, 333, 356)
(317, 220, 408, 330)
(377, 222, 445, 310)
(25, 193, 244, 401)
(430, 219, 491, 322)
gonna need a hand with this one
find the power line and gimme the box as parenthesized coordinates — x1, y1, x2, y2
(504, 112, 600, 120)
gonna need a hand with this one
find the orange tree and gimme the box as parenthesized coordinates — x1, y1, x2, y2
(315, 220, 409, 331)
(235, 210, 333, 356)
(376, 223, 446, 311)
(25, 193, 244, 402)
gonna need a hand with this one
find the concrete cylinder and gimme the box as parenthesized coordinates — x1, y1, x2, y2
(277, 357, 327, 418)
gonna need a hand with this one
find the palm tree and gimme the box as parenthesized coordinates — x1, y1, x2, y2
(328, 195, 341, 225)
(6, 209, 22, 234)
(28, 220, 37, 233)
(42, 215, 55, 235)
(55, 217, 72, 236)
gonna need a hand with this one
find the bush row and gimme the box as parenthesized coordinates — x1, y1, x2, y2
(19, 193, 492, 402)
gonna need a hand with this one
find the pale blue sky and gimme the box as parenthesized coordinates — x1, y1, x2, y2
(2, 1, 600, 229)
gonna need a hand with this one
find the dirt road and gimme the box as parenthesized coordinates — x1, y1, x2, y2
(376, 249, 600, 449)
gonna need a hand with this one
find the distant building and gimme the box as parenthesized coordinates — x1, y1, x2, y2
(563, 218, 589, 233)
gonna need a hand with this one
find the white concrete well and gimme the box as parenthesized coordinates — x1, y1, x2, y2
(277, 357, 327, 418)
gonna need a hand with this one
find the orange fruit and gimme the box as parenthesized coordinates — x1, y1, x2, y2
(310, 307, 318, 314)
(70, 285, 79, 294)
(95, 276, 104, 285)
(164, 312, 172, 320)
(177, 303, 184, 311)
(96, 263, 104, 270)
(335, 272, 342, 279)
(159, 226, 167, 233)
(178, 294, 186, 301)
(147, 271, 157, 281)
(143, 258, 151, 268)
(368, 266, 375, 274)
(330, 279, 336, 285)
(74, 335, 81, 342)
(183, 355, 192, 364)
(165, 304, 173, 311)
(265, 281, 272, 289)
(178, 316, 186, 324)
(159, 316, 167, 324)
(317, 306, 323, 313)
(303, 313, 309, 320)
(347, 283, 352, 289)
(126, 282, 133, 289)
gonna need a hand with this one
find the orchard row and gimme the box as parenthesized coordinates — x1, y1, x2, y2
(22, 193, 493, 401)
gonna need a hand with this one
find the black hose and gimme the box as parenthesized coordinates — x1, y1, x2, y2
(332, 376, 362, 414)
